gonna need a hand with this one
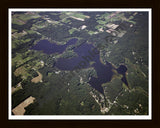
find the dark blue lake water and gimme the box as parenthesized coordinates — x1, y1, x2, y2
(30, 38, 78, 54)
(117, 65, 128, 86)
(31, 38, 122, 94)
(55, 41, 113, 94)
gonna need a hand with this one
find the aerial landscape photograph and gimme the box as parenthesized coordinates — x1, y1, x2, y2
(9, 9, 151, 119)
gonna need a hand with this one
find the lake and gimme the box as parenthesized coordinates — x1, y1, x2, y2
(31, 38, 127, 94)
(30, 38, 78, 54)
(117, 65, 128, 86)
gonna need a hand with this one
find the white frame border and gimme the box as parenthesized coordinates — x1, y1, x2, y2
(8, 8, 152, 120)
